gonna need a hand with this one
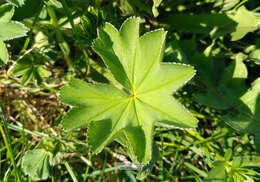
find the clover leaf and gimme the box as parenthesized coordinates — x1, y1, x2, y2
(60, 17, 198, 163)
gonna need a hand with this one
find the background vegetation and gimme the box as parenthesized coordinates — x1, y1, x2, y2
(0, 0, 260, 181)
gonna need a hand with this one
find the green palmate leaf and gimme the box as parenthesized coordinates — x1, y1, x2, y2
(222, 77, 260, 150)
(194, 53, 248, 110)
(21, 149, 54, 180)
(60, 17, 198, 163)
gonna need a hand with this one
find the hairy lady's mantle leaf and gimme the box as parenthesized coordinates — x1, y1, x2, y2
(194, 53, 248, 110)
(60, 17, 198, 163)
(22, 149, 52, 180)
(22, 148, 60, 180)
(223, 78, 260, 150)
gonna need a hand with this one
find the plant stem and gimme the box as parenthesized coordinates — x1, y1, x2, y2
(60, 0, 77, 34)
(64, 161, 79, 182)
(0, 117, 21, 182)
(46, 5, 73, 70)
(86, 166, 120, 177)
(83, 153, 92, 181)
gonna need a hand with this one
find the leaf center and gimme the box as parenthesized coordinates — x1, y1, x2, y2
(131, 88, 138, 98)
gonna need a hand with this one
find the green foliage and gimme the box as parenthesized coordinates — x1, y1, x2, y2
(60, 17, 197, 163)
(205, 151, 260, 181)
(250, 49, 260, 64)
(152, 0, 163, 17)
(0, 21, 28, 40)
(1, 0, 260, 181)
(194, 53, 248, 110)
(223, 78, 260, 151)
(13, 0, 43, 20)
(21, 149, 57, 180)
(0, 4, 27, 38)
(75, 6, 105, 46)
(214, 0, 238, 11)
(161, 6, 260, 41)
(119, 0, 152, 16)
(0, 40, 8, 64)
(11, 56, 51, 85)
(0, 3, 14, 21)
(228, 6, 260, 41)
(6, 0, 26, 7)
(161, 13, 237, 38)
(0, 3, 28, 65)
